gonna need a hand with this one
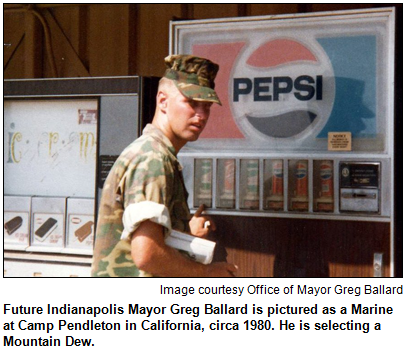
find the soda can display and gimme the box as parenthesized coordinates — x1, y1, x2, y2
(218, 159, 236, 208)
(271, 160, 283, 196)
(194, 159, 212, 207)
(315, 160, 334, 212)
(224, 159, 235, 194)
(266, 159, 284, 210)
(290, 160, 309, 211)
(320, 160, 333, 198)
(242, 159, 259, 209)
(295, 160, 308, 197)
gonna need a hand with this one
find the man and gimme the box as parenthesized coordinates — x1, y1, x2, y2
(92, 54, 237, 277)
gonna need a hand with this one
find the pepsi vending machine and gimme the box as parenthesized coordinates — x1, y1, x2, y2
(4, 77, 158, 276)
(171, 8, 399, 277)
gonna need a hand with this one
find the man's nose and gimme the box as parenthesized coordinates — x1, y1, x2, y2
(194, 104, 211, 119)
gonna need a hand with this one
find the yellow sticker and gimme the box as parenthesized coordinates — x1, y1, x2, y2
(328, 132, 352, 151)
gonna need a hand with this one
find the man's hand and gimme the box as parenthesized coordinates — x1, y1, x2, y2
(189, 204, 216, 238)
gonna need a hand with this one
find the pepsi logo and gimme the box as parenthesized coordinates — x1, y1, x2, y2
(230, 38, 335, 141)
(295, 161, 308, 179)
(274, 169, 283, 178)
(320, 163, 333, 180)
(296, 170, 307, 179)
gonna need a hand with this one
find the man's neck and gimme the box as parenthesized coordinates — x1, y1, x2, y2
(151, 119, 185, 154)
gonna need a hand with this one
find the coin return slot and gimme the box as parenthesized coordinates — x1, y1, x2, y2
(342, 193, 377, 199)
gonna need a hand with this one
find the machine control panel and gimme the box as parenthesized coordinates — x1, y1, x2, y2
(339, 162, 380, 213)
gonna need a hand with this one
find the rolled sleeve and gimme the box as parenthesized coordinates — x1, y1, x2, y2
(121, 201, 172, 240)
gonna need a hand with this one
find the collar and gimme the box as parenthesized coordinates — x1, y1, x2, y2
(142, 124, 181, 168)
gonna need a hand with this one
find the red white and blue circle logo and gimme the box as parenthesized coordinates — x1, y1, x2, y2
(192, 32, 376, 145)
(231, 38, 335, 141)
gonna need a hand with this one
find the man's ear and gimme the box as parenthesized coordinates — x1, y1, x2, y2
(157, 91, 168, 112)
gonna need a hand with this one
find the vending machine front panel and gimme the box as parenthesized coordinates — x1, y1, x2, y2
(4, 77, 158, 275)
(172, 8, 397, 277)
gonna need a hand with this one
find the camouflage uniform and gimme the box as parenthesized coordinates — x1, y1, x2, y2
(92, 54, 221, 277)
(91, 124, 191, 277)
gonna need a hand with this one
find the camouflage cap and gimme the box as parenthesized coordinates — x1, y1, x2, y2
(163, 54, 222, 105)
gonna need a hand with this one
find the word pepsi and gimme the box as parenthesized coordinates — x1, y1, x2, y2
(233, 75, 323, 102)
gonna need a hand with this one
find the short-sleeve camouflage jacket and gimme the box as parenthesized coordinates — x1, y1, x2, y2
(91, 124, 191, 277)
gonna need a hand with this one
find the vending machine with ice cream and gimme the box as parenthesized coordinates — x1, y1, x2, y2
(4, 76, 158, 276)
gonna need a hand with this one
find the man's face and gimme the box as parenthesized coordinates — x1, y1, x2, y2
(166, 88, 213, 144)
